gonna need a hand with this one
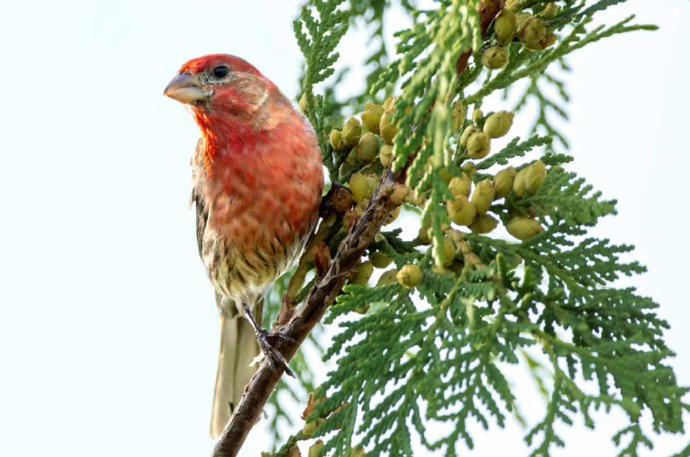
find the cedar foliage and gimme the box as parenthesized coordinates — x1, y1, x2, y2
(262, 1, 690, 456)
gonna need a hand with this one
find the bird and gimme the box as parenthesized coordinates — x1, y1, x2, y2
(164, 54, 324, 437)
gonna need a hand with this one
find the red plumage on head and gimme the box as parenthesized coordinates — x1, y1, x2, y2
(174, 54, 280, 172)
(179, 54, 264, 78)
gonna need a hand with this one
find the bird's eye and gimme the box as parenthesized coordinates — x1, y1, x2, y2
(212, 65, 229, 79)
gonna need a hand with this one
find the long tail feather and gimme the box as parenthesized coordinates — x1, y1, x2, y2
(209, 298, 261, 438)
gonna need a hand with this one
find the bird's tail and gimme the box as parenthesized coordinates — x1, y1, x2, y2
(209, 297, 262, 438)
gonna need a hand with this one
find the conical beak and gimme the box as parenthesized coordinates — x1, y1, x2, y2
(164, 71, 206, 104)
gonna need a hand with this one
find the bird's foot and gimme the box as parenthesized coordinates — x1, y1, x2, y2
(255, 329, 297, 378)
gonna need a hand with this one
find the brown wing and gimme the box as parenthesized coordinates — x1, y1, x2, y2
(192, 188, 209, 259)
(192, 137, 210, 260)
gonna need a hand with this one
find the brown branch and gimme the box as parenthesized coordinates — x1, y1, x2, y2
(212, 166, 406, 457)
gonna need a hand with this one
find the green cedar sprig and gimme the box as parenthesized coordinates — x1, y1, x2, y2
(269, 1, 690, 456)
(294, 0, 349, 166)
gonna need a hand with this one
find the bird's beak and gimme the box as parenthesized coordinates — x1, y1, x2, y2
(164, 71, 206, 104)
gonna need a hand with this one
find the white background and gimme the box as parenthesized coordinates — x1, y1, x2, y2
(0, 1, 688, 456)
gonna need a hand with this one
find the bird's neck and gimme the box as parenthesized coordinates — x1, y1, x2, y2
(194, 109, 268, 175)
(193, 98, 294, 175)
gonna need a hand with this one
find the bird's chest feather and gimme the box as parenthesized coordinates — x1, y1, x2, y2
(192, 122, 323, 296)
(202, 126, 320, 246)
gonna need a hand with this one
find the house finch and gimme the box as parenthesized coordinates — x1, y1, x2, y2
(164, 54, 323, 437)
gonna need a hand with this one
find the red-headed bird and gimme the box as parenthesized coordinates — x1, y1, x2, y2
(164, 54, 323, 437)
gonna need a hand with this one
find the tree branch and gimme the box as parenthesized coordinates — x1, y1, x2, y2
(212, 166, 406, 457)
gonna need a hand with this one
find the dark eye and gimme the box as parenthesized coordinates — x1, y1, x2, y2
(212, 65, 229, 79)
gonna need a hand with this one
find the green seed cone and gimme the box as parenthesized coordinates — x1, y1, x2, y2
(441, 235, 456, 267)
(516, 13, 532, 30)
(352, 261, 374, 285)
(298, 93, 310, 114)
(449, 175, 472, 198)
(377, 269, 399, 286)
(302, 420, 318, 438)
(506, 0, 520, 12)
(389, 183, 409, 206)
(379, 144, 393, 167)
(349, 173, 373, 203)
(438, 167, 453, 185)
(371, 252, 393, 268)
(513, 166, 528, 197)
(483, 110, 514, 138)
(482, 46, 509, 70)
(379, 111, 398, 144)
(524, 160, 547, 195)
(355, 132, 379, 162)
(417, 224, 431, 245)
(329, 128, 343, 151)
(405, 189, 424, 206)
(470, 214, 499, 234)
(519, 16, 547, 51)
(451, 101, 466, 133)
(447, 194, 477, 226)
(308, 441, 325, 457)
(462, 161, 477, 176)
(361, 103, 384, 133)
(540, 2, 557, 19)
(351, 447, 366, 457)
(344, 148, 358, 166)
(341, 117, 362, 148)
(470, 179, 496, 214)
(526, 31, 556, 50)
(494, 9, 517, 46)
(396, 264, 424, 288)
(467, 131, 492, 159)
(353, 304, 370, 314)
(472, 108, 483, 122)
(506, 217, 544, 240)
(493, 166, 516, 198)
(460, 125, 478, 148)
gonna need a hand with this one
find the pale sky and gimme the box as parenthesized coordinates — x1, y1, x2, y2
(1, 1, 689, 456)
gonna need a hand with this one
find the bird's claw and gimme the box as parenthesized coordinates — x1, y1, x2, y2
(256, 329, 296, 378)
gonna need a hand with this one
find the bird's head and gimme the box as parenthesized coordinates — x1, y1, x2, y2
(164, 54, 275, 121)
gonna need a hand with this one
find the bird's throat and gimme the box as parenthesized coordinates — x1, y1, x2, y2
(194, 109, 265, 176)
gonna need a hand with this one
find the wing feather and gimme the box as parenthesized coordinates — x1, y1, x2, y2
(192, 188, 208, 259)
